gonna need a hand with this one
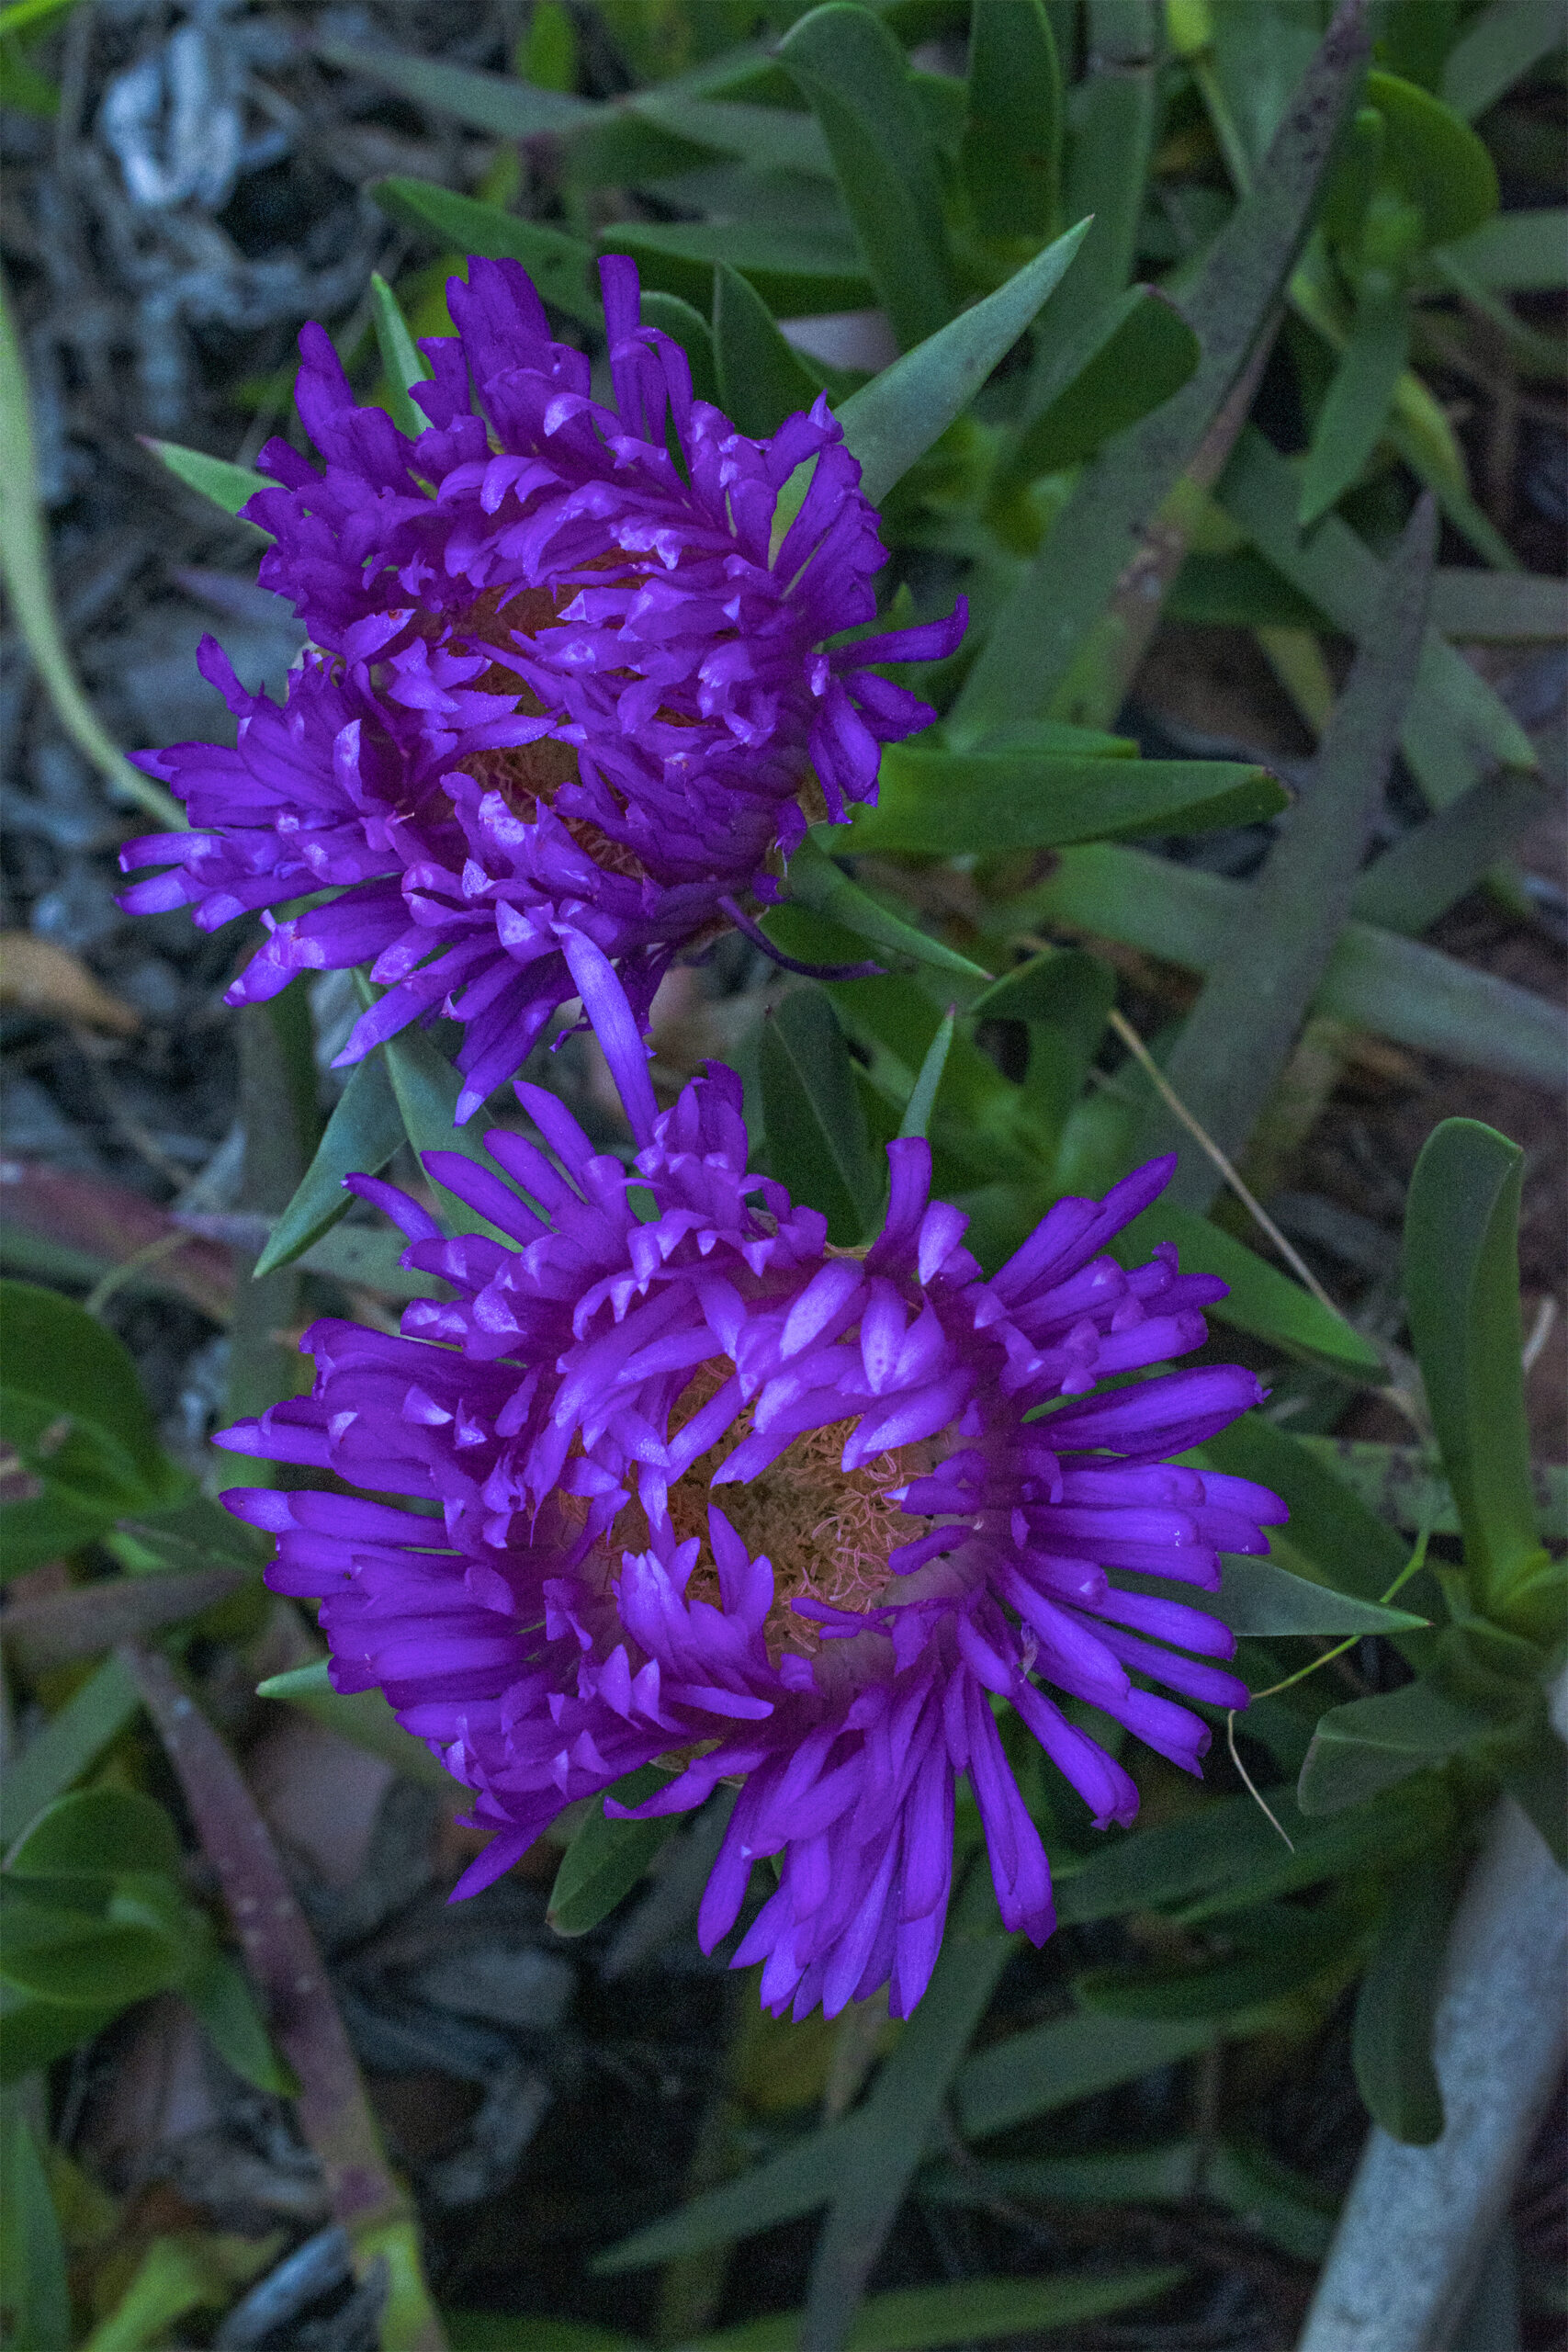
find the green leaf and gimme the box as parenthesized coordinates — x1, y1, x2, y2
(599, 217, 872, 318)
(0, 1889, 185, 2007)
(638, 288, 719, 406)
(627, 90, 833, 179)
(1110, 1201, 1384, 1381)
(254, 1046, 406, 1276)
(1404, 1119, 1552, 1638)
(1136, 494, 1438, 1208)
(1011, 287, 1201, 480)
(685, 2268, 1186, 2352)
(1197, 1416, 1414, 1610)
(1297, 1677, 1502, 1815)
(785, 836, 992, 988)
(1166, 548, 1328, 631)
(0, 1280, 186, 1528)
(1012, 842, 1567, 1087)
(1296, 1439, 1568, 1544)
(0, 1652, 141, 1849)
(712, 262, 823, 437)
(0, 266, 182, 829)
(370, 179, 601, 325)
(254, 1658, 466, 1794)
(374, 1012, 512, 1241)
(898, 1008, 955, 1142)
(1219, 427, 1536, 807)
(1442, 0, 1568, 120)
(1052, 1778, 1451, 1933)
(5, 1787, 181, 1880)
(836, 217, 1091, 505)
(143, 439, 266, 528)
(78, 2235, 225, 2352)
(547, 1767, 679, 1937)
(776, 4, 956, 350)
(1298, 286, 1410, 526)
(960, 0, 1062, 246)
(954, 2009, 1214, 2142)
(1429, 567, 1567, 640)
(1076, 1901, 1357, 2018)
(1366, 71, 1499, 247)
(1351, 773, 1557, 936)
(0, 2107, 71, 2350)
(759, 987, 881, 1245)
(803, 1891, 1011, 2350)
(184, 1948, 298, 2096)
(447, 2323, 647, 2352)
(0, 1985, 125, 2083)
(1209, 1555, 1428, 1639)
(320, 40, 596, 135)
(1502, 1718, 1568, 1868)
(953, 5, 1372, 732)
(1352, 1855, 1458, 2144)
(847, 745, 1285, 855)
(969, 945, 1113, 1094)
(1439, 208, 1568, 290)
(367, 272, 431, 437)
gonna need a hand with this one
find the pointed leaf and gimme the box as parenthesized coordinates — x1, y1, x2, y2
(320, 40, 596, 136)
(960, 0, 1062, 245)
(1297, 1678, 1501, 1815)
(1404, 1119, 1551, 1636)
(1368, 70, 1498, 247)
(1442, 0, 1568, 120)
(970, 948, 1115, 1150)
(953, 3, 1373, 731)
(713, 262, 823, 436)
(368, 272, 432, 437)
(777, 4, 956, 351)
(254, 1659, 466, 1795)
(627, 91, 833, 178)
(1110, 1201, 1384, 1380)
(786, 835, 991, 987)
(759, 987, 880, 1245)
(638, 288, 719, 405)
(1298, 287, 1410, 526)
(837, 217, 1091, 505)
(1012, 287, 1201, 480)
(0, 1652, 141, 1848)
(954, 2010, 1214, 2142)
(369, 178, 601, 325)
(6, 1787, 182, 1881)
(847, 745, 1283, 854)
(144, 440, 266, 528)
(598, 217, 871, 318)
(547, 1768, 678, 1937)
(185, 1948, 298, 2097)
(0, 2109, 71, 2351)
(0, 1278, 183, 1496)
(254, 1046, 406, 1276)
(1352, 1856, 1459, 2144)
(897, 1007, 955, 1140)
(1208, 1555, 1428, 1638)
(686, 2268, 1185, 2352)
(378, 1015, 513, 1242)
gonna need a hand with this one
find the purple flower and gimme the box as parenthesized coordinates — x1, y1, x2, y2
(119, 256, 964, 1119)
(219, 947, 1284, 2020)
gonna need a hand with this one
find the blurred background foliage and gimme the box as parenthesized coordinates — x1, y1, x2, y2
(0, 1, 1564, 2347)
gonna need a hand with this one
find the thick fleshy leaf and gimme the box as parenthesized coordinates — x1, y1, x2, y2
(846, 745, 1283, 854)
(0, 2109, 71, 2352)
(547, 1769, 687, 1938)
(320, 40, 596, 135)
(712, 262, 823, 437)
(1204, 1556, 1427, 1639)
(599, 215, 871, 318)
(953, 3, 1373, 731)
(898, 1008, 955, 1142)
(1297, 1677, 1505, 1815)
(785, 837, 991, 988)
(0, 1653, 141, 1849)
(370, 179, 601, 324)
(1014, 842, 1568, 1086)
(6, 1787, 182, 1881)
(1442, 0, 1568, 119)
(1052, 1779, 1450, 1933)
(970, 948, 1116, 1153)
(254, 1660, 466, 1794)
(367, 270, 432, 437)
(1298, 286, 1411, 526)
(1352, 774, 1556, 937)
(254, 1047, 406, 1276)
(1110, 1202, 1384, 1381)
(1404, 1119, 1552, 1637)
(0, 1890, 186, 2007)
(1134, 494, 1437, 1206)
(1351, 1856, 1459, 2145)
(145, 440, 266, 527)
(627, 90, 833, 179)
(1367, 70, 1499, 247)
(953, 2008, 1214, 2143)
(776, 4, 956, 351)
(759, 986, 881, 1246)
(0, 1279, 185, 1509)
(1441, 208, 1568, 289)
(185, 1948, 298, 2097)
(693, 2268, 1185, 2352)
(1076, 1902, 1359, 2018)
(959, 0, 1062, 245)
(836, 218, 1091, 505)
(1011, 287, 1201, 481)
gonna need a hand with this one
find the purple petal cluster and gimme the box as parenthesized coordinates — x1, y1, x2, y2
(220, 956, 1283, 2020)
(119, 256, 962, 1117)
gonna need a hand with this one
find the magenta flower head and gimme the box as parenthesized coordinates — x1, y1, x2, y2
(218, 948, 1283, 2020)
(118, 256, 964, 1119)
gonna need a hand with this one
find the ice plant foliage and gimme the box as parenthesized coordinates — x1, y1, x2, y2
(118, 256, 963, 1119)
(220, 953, 1284, 2021)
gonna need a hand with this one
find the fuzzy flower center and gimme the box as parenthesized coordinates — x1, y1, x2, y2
(616, 1360, 937, 1660)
